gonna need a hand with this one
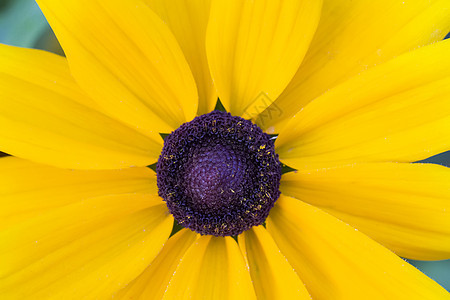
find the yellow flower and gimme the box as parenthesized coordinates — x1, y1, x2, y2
(0, 0, 449, 299)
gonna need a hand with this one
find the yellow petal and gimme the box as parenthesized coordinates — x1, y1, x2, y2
(239, 226, 311, 299)
(115, 229, 198, 299)
(163, 236, 256, 300)
(256, 0, 450, 131)
(0, 194, 173, 299)
(37, 0, 198, 139)
(276, 39, 450, 170)
(281, 163, 450, 260)
(0, 156, 157, 230)
(144, 0, 216, 115)
(206, 0, 322, 117)
(0, 43, 161, 169)
(267, 196, 450, 299)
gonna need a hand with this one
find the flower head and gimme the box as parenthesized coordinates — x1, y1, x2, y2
(0, 0, 449, 299)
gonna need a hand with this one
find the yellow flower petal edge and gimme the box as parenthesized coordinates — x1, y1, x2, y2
(0, 43, 162, 169)
(0, 156, 157, 231)
(206, 0, 322, 118)
(267, 196, 450, 299)
(0, 195, 173, 299)
(256, 0, 450, 131)
(276, 39, 450, 170)
(281, 162, 450, 260)
(145, 0, 216, 115)
(239, 226, 311, 299)
(163, 235, 256, 300)
(37, 0, 198, 139)
(115, 229, 198, 299)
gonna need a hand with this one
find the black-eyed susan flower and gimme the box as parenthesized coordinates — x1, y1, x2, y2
(0, 0, 450, 298)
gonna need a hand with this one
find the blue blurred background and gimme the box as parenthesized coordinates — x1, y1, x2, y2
(0, 0, 449, 291)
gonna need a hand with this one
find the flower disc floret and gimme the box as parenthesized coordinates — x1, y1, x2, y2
(157, 111, 282, 236)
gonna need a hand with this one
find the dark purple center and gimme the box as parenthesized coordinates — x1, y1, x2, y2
(156, 111, 281, 236)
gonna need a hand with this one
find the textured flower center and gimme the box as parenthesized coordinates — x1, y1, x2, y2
(156, 111, 281, 236)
